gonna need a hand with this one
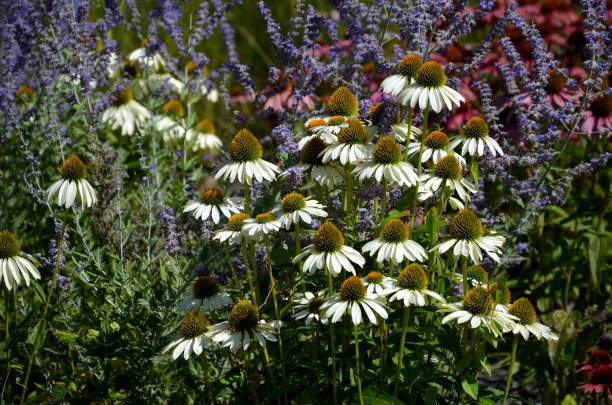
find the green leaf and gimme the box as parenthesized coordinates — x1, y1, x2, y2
(397, 188, 416, 211)
(351, 387, 407, 405)
(478, 398, 496, 405)
(560, 394, 577, 405)
(587, 235, 603, 290)
(480, 357, 491, 376)
(461, 375, 479, 400)
(470, 159, 479, 187)
(30, 280, 46, 304)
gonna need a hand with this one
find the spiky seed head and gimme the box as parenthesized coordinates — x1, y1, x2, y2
(373, 136, 402, 165)
(365, 271, 383, 284)
(255, 213, 275, 224)
(300, 136, 327, 166)
(463, 286, 494, 315)
(339, 276, 367, 301)
(546, 71, 566, 94)
(425, 130, 450, 149)
(397, 264, 428, 290)
(0, 230, 20, 259)
(201, 188, 224, 205)
(397, 54, 423, 78)
(16, 85, 35, 102)
(59, 155, 88, 181)
(313, 222, 344, 253)
(415, 61, 446, 88)
(488, 282, 511, 305)
(112, 87, 133, 106)
(229, 301, 259, 330)
(432, 155, 462, 180)
(508, 297, 537, 325)
(590, 94, 612, 118)
(193, 276, 220, 299)
(465, 266, 488, 283)
(195, 119, 215, 133)
(326, 86, 358, 117)
(308, 296, 326, 313)
(381, 219, 409, 243)
(162, 99, 185, 118)
(306, 119, 327, 134)
(464, 117, 489, 139)
(337, 118, 369, 145)
(448, 209, 483, 241)
(327, 116, 346, 126)
(281, 193, 306, 213)
(227, 213, 250, 232)
(180, 309, 210, 338)
(229, 129, 263, 162)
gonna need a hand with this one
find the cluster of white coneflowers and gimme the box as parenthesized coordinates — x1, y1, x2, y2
(5, 50, 560, 405)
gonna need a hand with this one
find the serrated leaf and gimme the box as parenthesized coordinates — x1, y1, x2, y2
(461, 375, 479, 400)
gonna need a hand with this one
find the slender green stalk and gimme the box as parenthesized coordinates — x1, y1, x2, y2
(295, 221, 306, 294)
(242, 348, 260, 405)
(354, 324, 364, 405)
(461, 257, 468, 295)
(4, 289, 10, 384)
(224, 242, 241, 290)
(200, 353, 215, 404)
(446, 258, 459, 295)
(402, 107, 413, 161)
(326, 268, 338, 405)
(241, 240, 258, 306)
(502, 334, 520, 405)
(263, 236, 285, 375)
(379, 319, 386, 387)
(393, 306, 411, 396)
(345, 166, 354, 222)
(388, 262, 395, 278)
(249, 241, 261, 302)
(244, 182, 251, 215)
(20, 209, 69, 405)
(380, 178, 388, 235)
(409, 105, 430, 238)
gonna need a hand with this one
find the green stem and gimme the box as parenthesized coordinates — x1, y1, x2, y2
(241, 240, 258, 306)
(20, 209, 69, 405)
(295, 222, 306, 294)
(461, 257, 468, 296)
(224, 242, 241, 291)
(380, 319, 386, 387)
(354, 324, 364, 405)
(402, 107, 413, 161)
(242, 348, 260, 405)
(326, 268, 338, 405)
(244, 182, 251, 215)
(393, 306, 411, 397)
(380, 177, 388, 235)
(264, 236, 285, 374)
(446, 258, 459, 295)
(200, 353, 215, 404)
(409, 105, 429, 238)
(249, 241, 260, 302)
(345, 166, 353, 222)
(388, 262, 395, 278)
(502, 334, 520, 405)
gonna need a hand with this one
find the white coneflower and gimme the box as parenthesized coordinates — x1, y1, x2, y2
(299, 117, 344, 147)
(101, 87, 151, 136)
(207, 300, 281, 352)
(362, 219, 427, 264)
(156, 99, 187, 144)
(406, 130, 465, 165)
(380, 54, 423, 96)
(352, 136, 419, 187)
(488, 282, 512, 308)
(185, 119, 223, 155)
(320, 118, 373, 165)
(183, 188, 243, 224)
(431, 209, 505, 263)
(162, 309, 213, 360)
(321, 276, 388, 325)
(365, 102, 421, 143)
(452, 265, 489, 288)
(386, 264, 445, 307)
(242, 213, 283, 239)
(286, 136, 343, 188)
(178, 276, 233, 312)
(292, 291, 328, 325)
(0, 230, 40, 291)
(399, 61, 465, 113)
(362, 271, 395, 296)
(215, 129, 279, 185)
(46, 155, 97, 209)
(272, 193, 327, 230)
(504, 298, 558, 341)
(450, 117, 503, 157)
(131, 73, 186, 99)
(213, 213, 250, 246)
(439, 286, 517, 336)
(127, 41, 165, 72)
(419, 155, 476, 203)
(293, 222, 365, 277)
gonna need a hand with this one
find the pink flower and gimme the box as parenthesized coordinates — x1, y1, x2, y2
(578, 365, 612, 399)
(581, 92, 612, 136)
